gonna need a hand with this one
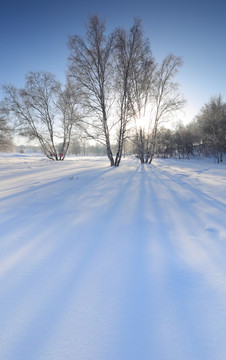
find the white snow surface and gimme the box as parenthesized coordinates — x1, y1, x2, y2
(0, 153, 226, 360)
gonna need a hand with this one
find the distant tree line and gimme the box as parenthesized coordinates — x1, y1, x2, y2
(0, 15, 225, 164)
(147, 95, 226, 162)
(0, 104, 14, 152)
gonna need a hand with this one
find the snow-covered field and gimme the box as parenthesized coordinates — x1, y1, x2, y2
(0, 153, 226, 360)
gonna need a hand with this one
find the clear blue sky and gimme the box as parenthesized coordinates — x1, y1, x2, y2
(1, 0, 226, 124)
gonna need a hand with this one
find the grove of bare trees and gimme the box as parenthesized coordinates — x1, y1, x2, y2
(1, 15, 225, 164)
(67, 16, 186, 166)
(1, 16, 185, 164)
(68, 16, 157, 166)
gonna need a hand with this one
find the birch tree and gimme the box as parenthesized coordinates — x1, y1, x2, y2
(68, 15, 115, 166)
(113, 19, 154, 165)
(133, 54, 185, 164)
(147, 54, 185, 163)
(3, 72, 79, 160)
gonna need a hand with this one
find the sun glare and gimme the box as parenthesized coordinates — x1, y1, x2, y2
(135, 113, 150, 130)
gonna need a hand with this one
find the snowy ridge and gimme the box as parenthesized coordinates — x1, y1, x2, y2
(0, 155, 226, 360)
